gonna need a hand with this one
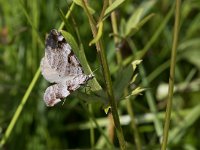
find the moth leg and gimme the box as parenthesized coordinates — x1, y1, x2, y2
(84, 84, 92, 94)
(44, 83, 70, 107)
(67, 84, 80, 92)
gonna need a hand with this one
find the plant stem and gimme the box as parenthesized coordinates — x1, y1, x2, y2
(161, 0, 181, 149)
(108, 0, 120, 145)
(0, 5, 73, 147)
(109, 0, 141, 149)
(81, 0, 126, 149)
(80, 101, 114, 148)
(89, 104, 95, 148)
(0, 68, 41, 147)
(98, 39, 126, 149)
(125, 90, 142, 150)
(128, 38, 163, 139)
(109, 0, 122, 67)
(137, 3, 174, 59)
(59, 2, 75, 31)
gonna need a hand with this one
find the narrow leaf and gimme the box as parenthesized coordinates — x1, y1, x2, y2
(58, 9, 73, 34)
(125, 87, 145, 99)
(103, 0, 125, 20)
(130, 74, 138, 84)
(61, 30, 102, 92)
(126, 13, 155, 37)
(103, 105, 111, 114)
(60, 30, 80, 56)
(113, 65, 133, 100)
(89, 22, 103, 46)
(132, 60, 142, 71)
(125, 8, 144, 36)
(168, 104, 200, 144)
(73, 0, 95, 14)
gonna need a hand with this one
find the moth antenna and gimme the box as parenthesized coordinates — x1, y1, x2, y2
(62, 99, 66, 106)
(90, 67, 100, 75)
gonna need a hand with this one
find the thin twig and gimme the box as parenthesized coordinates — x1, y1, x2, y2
(109, 0, 141, 149)
(161, 0, 181, 149)
(81, 0, 126, 149)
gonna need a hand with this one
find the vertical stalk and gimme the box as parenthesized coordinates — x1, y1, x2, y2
(89, 104, 95, 148)
(125, 90, 142, 150)
(109, 0, 141, 149)
(161, 0, 181, 149)
(0, 68, 41, 147)
(81, 1, 126, 149)
(79, 101, 114, 148)
(58, 2, 75, 31)
(0, 4, 74, 147)
(108, 0, 120, 145)
(109, 0, 122, 66)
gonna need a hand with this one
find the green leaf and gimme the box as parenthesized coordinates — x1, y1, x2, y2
(125, 8, 144, 36)
(89, 21, 103, 46)
(168, 104, 200, 144)
(119, 18, 126, 36)
(129, 60, 142, 84)
(73, 0, 95, 15)
(182, 49, 200, 68)
(131, 60, 142, 71)
(113, 65, 133, 100)
(103, 105, 111, 114)
(61, 30, 102, 92)
(74, 92, 106, 104)
(58, 9, 74, 34)
(130, 74, 138, 84)
(129, 13, 155, 36)
(139, 0, 157, 15)
(178, 38, 200, 51)
(103, 0, 125, 21)
(124, 0, 155, 37)
(125, 87, 145, 99)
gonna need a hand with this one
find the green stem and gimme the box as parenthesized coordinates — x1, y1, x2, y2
(81, 0, 126, 149)
(0, 5, 74, 147)
(109, 0, 122, 67)
(128, 38, 163, 138)
(125, 90, 142, 150)
(58, 2, 75, 31)
(0, 68, 41, 147)
(136, 3, 174, 59)
(89, 104, 95, 148)
(161, 0, 181, 149)
(80, 101, 114, 148)
(109, 0, 141, 149)
(70, 11, 102, 91)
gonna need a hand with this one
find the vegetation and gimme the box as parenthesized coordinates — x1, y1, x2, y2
(0, 0, 200, 149)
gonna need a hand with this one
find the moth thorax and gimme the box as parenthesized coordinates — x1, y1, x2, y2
(58, 35, 64, 42)
(86, 74, 94, 81)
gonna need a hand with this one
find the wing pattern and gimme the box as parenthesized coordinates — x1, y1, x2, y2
(40, 29, 93, 106)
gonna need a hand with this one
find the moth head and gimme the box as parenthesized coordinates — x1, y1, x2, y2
(46, 29, 65, 50)
(50, 29, 59, 36)
(85, 74, 94, 83)
(51, 29, 65, 42)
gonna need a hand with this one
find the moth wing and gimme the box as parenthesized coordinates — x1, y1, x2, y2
(45, 30, 85, 78)
(40, 57, 74, 83)
(41, 29, 94, 107)
(43, 83, 71, 107)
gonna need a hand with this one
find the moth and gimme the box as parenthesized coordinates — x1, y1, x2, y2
(40, 29, 93, 107)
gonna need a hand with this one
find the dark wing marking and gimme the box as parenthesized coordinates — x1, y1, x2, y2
(41, 29, 94, 107)
(45, 29, 84, 78)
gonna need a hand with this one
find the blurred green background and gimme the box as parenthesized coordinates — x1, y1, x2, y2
(0, 0, 200, 149)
